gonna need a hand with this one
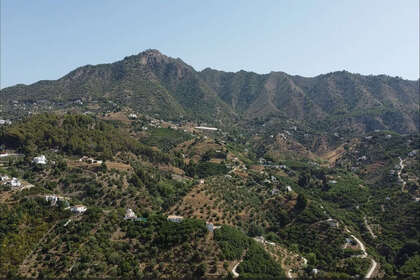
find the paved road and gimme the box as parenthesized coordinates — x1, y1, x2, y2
(232, 260, 242, 278)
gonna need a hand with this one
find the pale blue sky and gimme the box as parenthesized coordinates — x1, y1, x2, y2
(1, 0, 419, 88)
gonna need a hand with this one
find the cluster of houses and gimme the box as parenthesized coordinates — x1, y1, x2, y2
(45, 194, 69, 206)
(124, 210, 220, 232)
(1, 175, 34, 191)
(1, 175, 21, 188)
(44, 195, 86, 214)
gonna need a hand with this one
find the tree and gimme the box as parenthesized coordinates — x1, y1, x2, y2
(295, 193, 307, 211)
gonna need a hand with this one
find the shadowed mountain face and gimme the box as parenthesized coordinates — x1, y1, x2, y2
(1, 49, 418, 133)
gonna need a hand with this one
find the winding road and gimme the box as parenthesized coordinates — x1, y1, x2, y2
(350, 235, 377, 279)
(231, 260, 242, 278)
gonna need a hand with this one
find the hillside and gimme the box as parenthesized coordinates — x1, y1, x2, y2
(0, 49, 419, 279)
(1, 113, 418, 278)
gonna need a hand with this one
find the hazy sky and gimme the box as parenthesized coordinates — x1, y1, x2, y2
(1, 0, 419, 88)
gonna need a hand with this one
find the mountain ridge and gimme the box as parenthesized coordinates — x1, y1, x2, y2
(1, 49, 418, 133)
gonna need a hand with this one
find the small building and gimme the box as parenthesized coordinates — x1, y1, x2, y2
(124, 208, 137, 220)
(45, 195, 58, 206)
(167, 215, 183, 223)
(206, 222, 214, 232)
(312, 268, 319, 275)
(254, 236, 265, 243)
(326, 218, 339, 228)
(329, 180, 337, 184)
(128, 113, 138, 119)
(33, 155, 47, 165)
(408, 150, 418, 157)
(79, 156, 103, 164)
(285, 185, 293, 192)
(70, 205, 87, 214)
(9, 177, 21, 188)
(0, 175, 10, 182)
(385, 134, 392, 139)
(199, 179, 205, 185)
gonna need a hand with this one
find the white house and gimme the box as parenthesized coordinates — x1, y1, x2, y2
(0, 119, 11, 125)
(9, 177, 21, 188)
(167, 215, 183, 223)
(70, 205, 87, 214)
(45, 195, 58, 206)
(0, 175, 10, 182)
(128, 113, 138, 119)
(124, 208, 137, 220)
(285, 185, 293, 192)
(408, 150, 418, 157)
(33, 155, 47, 165)
(206, 222, 214, 232)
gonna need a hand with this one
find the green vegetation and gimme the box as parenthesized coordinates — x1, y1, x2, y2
(142, 127, 192, 152)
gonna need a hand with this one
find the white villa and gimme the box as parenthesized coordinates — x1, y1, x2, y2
(124, 208, 137, 220)
(70, 205, 87, 214)
(1, 175, 10, 182)
(206, 222, 214, 232)
(33, 155, 47, 165)
(46, 195, 59, 206)
(167, 215, 184, 223)
(9, 177, 22, 188)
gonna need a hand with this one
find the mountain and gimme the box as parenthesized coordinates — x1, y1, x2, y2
(1, 49, 418, 134)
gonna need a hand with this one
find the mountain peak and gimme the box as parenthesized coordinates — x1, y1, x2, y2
(140, 49, 163, 56)
(129, 49, 172, 66)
